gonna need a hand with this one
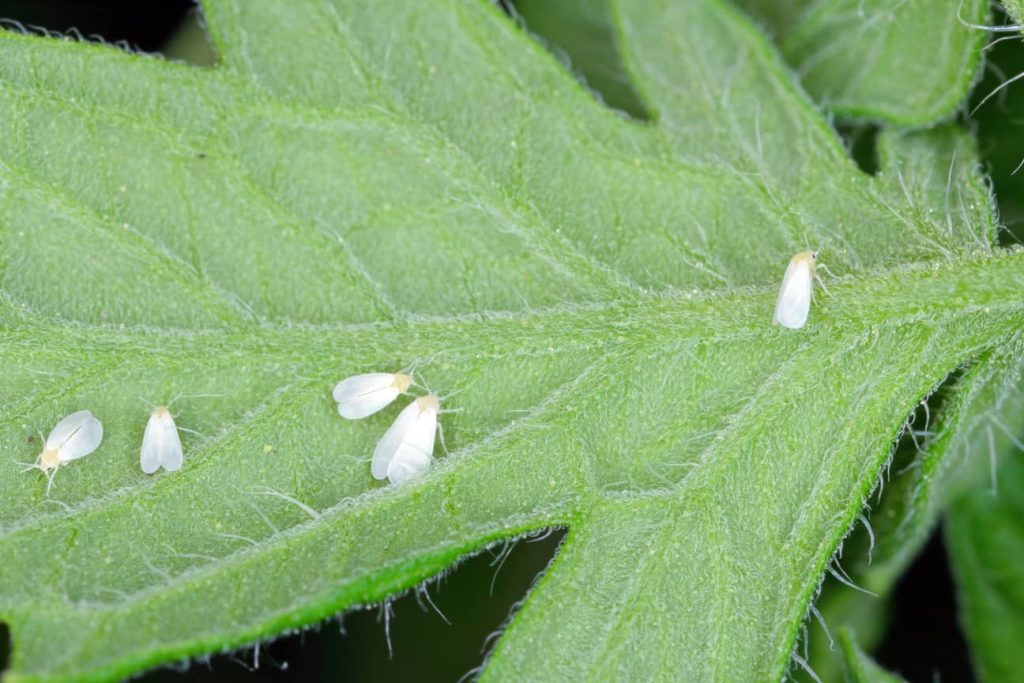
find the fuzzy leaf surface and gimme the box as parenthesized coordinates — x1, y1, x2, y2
(0, 1, 1022, 681)
(803, 334, 1024, 680)
(734, 0, 989, 123)
(945, 350, 1024, 683)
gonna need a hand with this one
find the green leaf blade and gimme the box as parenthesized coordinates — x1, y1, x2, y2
(838, 628, 906, 683)
(945, 348, 1024, 683)
(803, 335, 1024, 680)
(0, 1, 1021, 681)
(734, 0, 990, 124)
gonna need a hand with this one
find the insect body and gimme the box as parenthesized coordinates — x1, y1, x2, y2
(371, 394, 440, 484)
(773, 250, 818, 329)
(33, 410, 103, 490)
(333, 373, 413, 419)
(140, 406, 184, 474)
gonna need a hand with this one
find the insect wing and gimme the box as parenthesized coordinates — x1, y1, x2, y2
(371, 400, 421, 480)
(158, 415, 184, 471)
(140, 413, 163, 474)
(332, 372, 394, 402)
(333, 373, 403, 419)
(386, 444, 432, 484)
(385, 401, 438, 484)
(338, 386, 401, 419)
(773, 257, 812, 329)
(45, 410, 94, 451)
(404, 403, 438, 460)
(141, 411, 183, 473)
(57, 414, 103, 462)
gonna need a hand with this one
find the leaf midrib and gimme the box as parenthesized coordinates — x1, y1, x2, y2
(2, 249, 1018, 679)
(4, 250, 1020, 340)
(3, 252, 1021, 607)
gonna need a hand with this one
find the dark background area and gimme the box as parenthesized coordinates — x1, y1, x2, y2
(0, 1, 196, 52)
(0, 2, 1020, 681)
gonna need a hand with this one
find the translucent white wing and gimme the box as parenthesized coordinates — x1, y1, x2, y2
(158, 417, 184, 471)
(384, 397, 438, 484)
(45, 410, 94, 451)
(57, 415, 103, 462)
(371, 400, 421, 480)
(141, 411, 183, 474)
(140, 413, 163, 475)
(333, 373, 406, 419)
(338, 385, 401, 419)
(403, 400, 438, 460)
(386, 444, 433, 484)
(773, 258, 812, 329)
(333, 373, 392, 403)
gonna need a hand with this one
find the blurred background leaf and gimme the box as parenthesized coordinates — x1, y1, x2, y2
(945, 340, 1024, 682)
(838, 628, 906, 683)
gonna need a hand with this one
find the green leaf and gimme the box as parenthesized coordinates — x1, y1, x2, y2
(805, 336, 1024, 680)
(869, 339, 1024, 580)
(945, 345, 1024, 682)
(972, 14, 1024, 240)
(513, 0, 648, 118)
(803, 28, 1024, 679)
(734, 0, 989, 124)
(838, 628, 906, 683)
(512, 0, 989, 126)
(0, 1, 1021, 681)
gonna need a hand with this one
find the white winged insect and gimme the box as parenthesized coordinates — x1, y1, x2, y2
(372, 394, 442, 484)
(773, 250, 823, 330)
(140, 406, 184, 474)
(333, 372, 413, 420)
(31, 410, 104, 492)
